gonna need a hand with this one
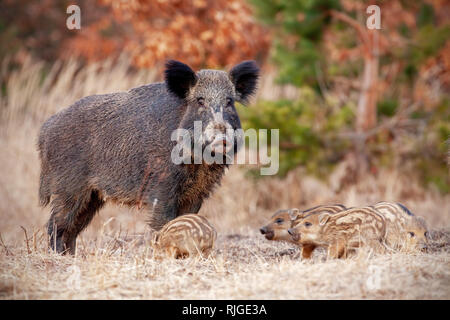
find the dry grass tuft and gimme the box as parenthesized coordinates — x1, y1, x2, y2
(0, 56, 449, 299)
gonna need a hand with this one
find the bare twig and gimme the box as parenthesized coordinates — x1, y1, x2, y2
(329, 10, 370, 48)
(314, 61, 330, 100)
(336, 102, 422, 142)
(20, 226, 31, 254)
(0, 232, 12, 256)
(32, 229, 38, 252)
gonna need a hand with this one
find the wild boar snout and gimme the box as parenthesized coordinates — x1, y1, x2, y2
(203, 121, 234, 154)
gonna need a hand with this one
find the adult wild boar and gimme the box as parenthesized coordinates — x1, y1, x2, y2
(38, 60, 259, 254)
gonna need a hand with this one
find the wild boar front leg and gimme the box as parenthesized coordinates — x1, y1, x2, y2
(301, 244, 317, 259)
(147, 191, 179, 231)
(179, 199, 204, 215)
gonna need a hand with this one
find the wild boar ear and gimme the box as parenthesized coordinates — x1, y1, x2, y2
(165, 60, 198, 99)
(318, 213, 331, 226)
(288, 208, 301, 221)
(229, 60, 259, 104)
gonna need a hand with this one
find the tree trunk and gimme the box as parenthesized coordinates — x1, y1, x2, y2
(329, 11, 380, 176)
(357, 31, 379, 132)
(329, 10, 380, 132)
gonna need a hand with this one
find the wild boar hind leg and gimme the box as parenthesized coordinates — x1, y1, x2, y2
(327, 239, 347, 259)
(47, 190, 105, 255)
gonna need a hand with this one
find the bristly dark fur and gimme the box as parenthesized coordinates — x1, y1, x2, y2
(165, 60, 198, 99)
(229, 60, 259, 104)
(397, 202, 414, 216)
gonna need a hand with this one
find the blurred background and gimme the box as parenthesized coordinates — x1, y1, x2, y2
(0, 0, 449, 240)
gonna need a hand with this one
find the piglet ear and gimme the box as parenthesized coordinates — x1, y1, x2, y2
(288, 208, 301, 221)
(229, 60, 259, 104)
(165, 60, 197, 99)
(318, 213, 331, 226)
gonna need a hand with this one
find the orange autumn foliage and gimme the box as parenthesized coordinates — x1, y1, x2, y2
(63, 0, 271, 69)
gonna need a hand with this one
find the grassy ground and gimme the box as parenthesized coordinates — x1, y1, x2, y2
(0, 56, 449, 299)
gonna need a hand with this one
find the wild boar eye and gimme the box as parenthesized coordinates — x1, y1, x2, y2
(408, 232, 415, 237)
(424, 232, 429, 238)
(197, 97, 205, 106)
(275, 218, 283, 224)
(304, 222, 312, 227)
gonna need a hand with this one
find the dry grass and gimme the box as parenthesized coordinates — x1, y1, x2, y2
(0, 56, 449, 300)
